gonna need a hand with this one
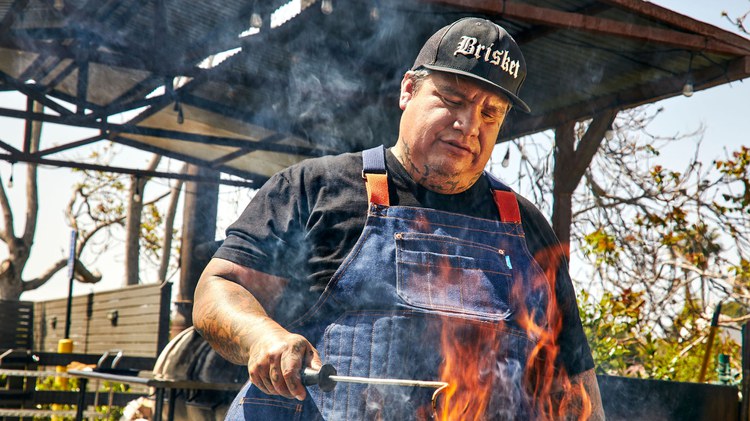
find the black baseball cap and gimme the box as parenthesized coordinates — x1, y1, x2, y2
(412, 17, 531, 113)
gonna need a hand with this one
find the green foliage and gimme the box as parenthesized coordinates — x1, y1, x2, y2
(715, 146, 750, 212)
(32, 374, 127, 420)
(582, 228, 619, 265)
(579, 290, 741, 383)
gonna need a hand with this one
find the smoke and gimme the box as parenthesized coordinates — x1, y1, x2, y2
(488, 358, 524, 421)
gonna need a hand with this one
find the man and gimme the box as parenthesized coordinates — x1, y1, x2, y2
(194, 17, 604, 420)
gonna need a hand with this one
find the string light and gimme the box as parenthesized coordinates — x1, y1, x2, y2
(133, 177, 141, 203)
(501, 147, 510, 168)
(683, 53, 694, 97)
(250, 12, 263, 29)
(175, 101, 184, 124)
(682, 79, 694, 97)
(604, 125, 615, 141)
(321, 0, 333, 15)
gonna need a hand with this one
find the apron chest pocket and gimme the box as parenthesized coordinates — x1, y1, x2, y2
(395, 232, 513, 319)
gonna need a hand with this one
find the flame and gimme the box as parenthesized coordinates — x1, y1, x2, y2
(434, 321, 505, 420)
(431, 244, 592, 420)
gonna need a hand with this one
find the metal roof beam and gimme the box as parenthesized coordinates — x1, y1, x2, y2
(35, 134, 105, 157)
(88, 92, 172, 121)
(115, 126, 325, 157)
(207, 132, 289, 169)
(0, 152, 257, 188)
(428, 0, 750, 56)
(0, 139, 22, 155)
(109, 135, 269, 185)
(0, 71, 75, 116)
(208, 148, 255, 169)
(0, 105, 325, 157)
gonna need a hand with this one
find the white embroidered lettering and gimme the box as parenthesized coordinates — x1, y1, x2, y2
(454, 36, 477, 56)
(474, 44, 486, 59)
(484, 43, 494, 61)
(490, 50, 501, 65)
(454, 35, 522, 78)
(501, 51, 510, 72)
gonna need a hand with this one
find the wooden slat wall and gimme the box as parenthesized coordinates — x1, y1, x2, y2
(33, 283, 171, 358)
(0, 300, 34, 350)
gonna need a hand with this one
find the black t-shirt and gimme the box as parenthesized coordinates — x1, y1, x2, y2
(215, 149, 594, 376)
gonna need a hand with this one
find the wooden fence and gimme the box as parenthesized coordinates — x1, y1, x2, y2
(0, 300, 33, 350)
(32, 282, 171, 358)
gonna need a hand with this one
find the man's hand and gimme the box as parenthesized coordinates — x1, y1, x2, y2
(247, 326, 322, 401)
(194, 258, 322, 401)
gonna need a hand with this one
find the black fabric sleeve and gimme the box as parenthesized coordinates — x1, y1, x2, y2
(517, 195, 595, 377)
(214, 169, 308, 280)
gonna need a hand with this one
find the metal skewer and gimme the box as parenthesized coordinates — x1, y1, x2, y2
(302, 364, 448, 391)
(301, 364, 450, 413)
(327, 373, 447, 389)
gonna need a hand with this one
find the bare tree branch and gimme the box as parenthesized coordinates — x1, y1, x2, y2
(159, 164, 186, 282)
(21, 258, 102, 292)
(0, 175, 13, 241)
(21, 101, 43, 245)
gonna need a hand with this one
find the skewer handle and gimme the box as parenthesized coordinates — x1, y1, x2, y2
(301, 363, 338, 392)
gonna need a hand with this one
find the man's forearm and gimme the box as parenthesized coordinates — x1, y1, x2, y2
(573, 368, 605, 420)
(193, 274, 281, 365)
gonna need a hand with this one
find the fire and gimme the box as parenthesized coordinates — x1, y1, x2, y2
(433, 321, 508, 420)
(431, 244, 592, 420)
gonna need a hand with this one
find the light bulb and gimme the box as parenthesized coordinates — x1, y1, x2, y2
(370, 6, 380, 20)
(321, 0, 333, 15)
(604, 129, 615, 141)
(250, 13, 262, 29)
(682, 81, 694, 97)
(501, 149, 510, 168)
(54, 0, 64, 11)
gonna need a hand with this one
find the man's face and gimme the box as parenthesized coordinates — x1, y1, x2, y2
(394, 71, 510, 194)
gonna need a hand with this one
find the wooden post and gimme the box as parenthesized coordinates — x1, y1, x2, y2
(172, 165, 219, 337)
(741, 323, 750, 421)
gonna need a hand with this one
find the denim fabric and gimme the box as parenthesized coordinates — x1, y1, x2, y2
(226, 174, 549, 420)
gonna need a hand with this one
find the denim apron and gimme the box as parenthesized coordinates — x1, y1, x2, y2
(225, 146, 549, 420)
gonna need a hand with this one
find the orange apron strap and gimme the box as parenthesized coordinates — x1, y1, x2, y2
(365, 173, 390, 206)
(362, 146, 390, 206)
(492, 189, 521, 224)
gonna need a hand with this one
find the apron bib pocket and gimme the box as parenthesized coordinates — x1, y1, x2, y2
(395, 232, 513, 319)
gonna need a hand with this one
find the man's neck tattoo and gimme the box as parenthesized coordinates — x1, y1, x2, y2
(397, 142, 480, 194)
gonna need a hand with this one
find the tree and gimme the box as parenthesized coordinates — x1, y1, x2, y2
(0, 102, 100, 301)
(124, 154, 161, 286)
(66, 144, 183, 287)
(723, 8, 749, 34)
(496, 106, 750, 381)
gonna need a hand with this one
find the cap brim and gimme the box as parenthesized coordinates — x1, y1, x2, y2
(421, 64, 531, 113)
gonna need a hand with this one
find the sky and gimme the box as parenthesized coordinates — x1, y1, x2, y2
(1, 0, 749, 302)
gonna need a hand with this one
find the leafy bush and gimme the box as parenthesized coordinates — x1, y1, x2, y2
(579, 289, 741, 383)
